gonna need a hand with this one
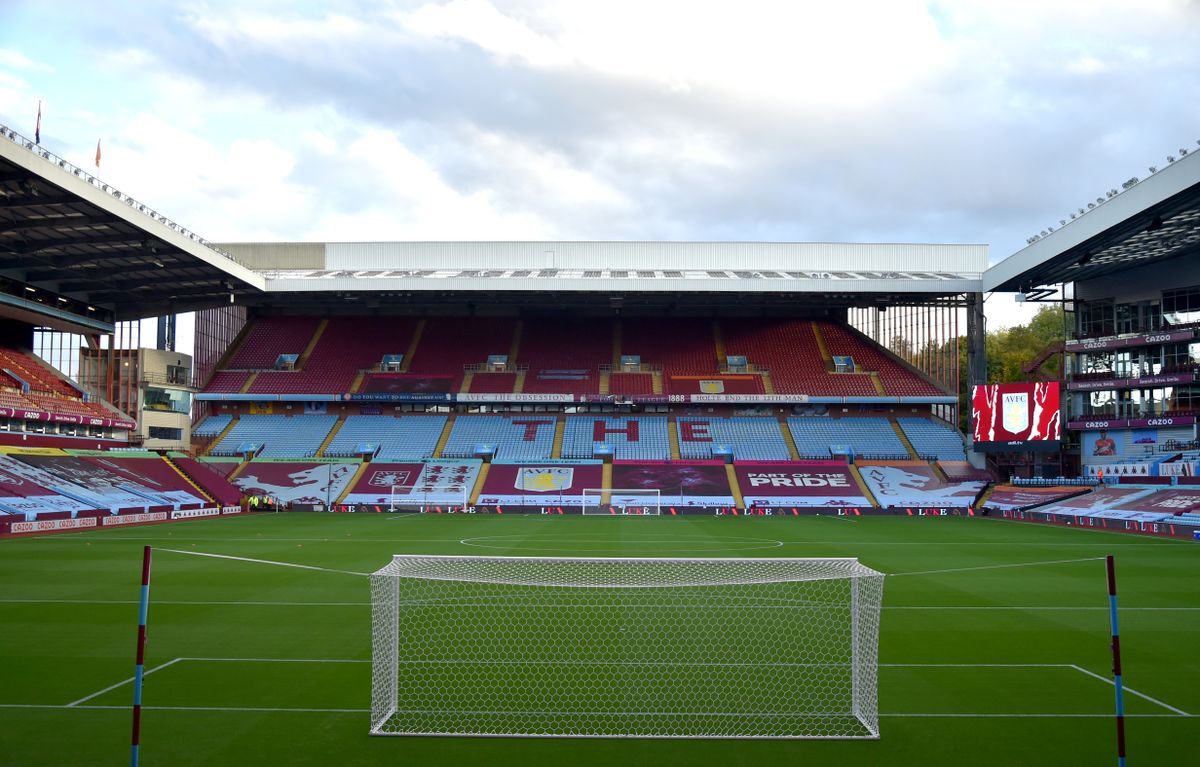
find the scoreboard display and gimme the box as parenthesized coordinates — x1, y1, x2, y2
(971, 382, 1061, 451)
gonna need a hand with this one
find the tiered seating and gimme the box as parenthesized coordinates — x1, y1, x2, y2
(210, 415, 337, 458)
(203, 370, 251, 393)
(0, 389, 36, 410)
(722, 319, 876, 396)
(561, 416, 670, 460)
(171, 456, 244, 505)
(192, 415, 233, 437)
(817, 322, 945, 396)
(407, 318, 517, 391)
(621, 319, 717, 375)
(227, 316, 321, 368)
(249, 317, 419, 394)
(441, 415, 556, 460)
(25, 394, 112, 419)
(519, 319, 612, 395)
(939, 460, 991, 482)
(0, 347, 79, 396)
(325, 415, 447, 461)
(676, 417, 791, 460)
(898, 417, 967, 460)
(609, 373, 654, 395)
(468, 373, 517, 393)
(787, 417, 908, 459)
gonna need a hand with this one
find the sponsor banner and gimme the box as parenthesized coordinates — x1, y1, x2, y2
(1083, 462, 1153, 477)
(477, 464, 603, 506)
(1065, 330, 1194, 352)
(1073, 415, 1200, 429)
(1160, 462, 1199, 477)
(971, 382, 1061, 445)
(170, 507, 224, 520)
(457, 393, 575, 403)
(221, 505, 244, 515)
(998, 509, 1197, 540)
(858, 462, 985, 508)
(102, 512, 169, 526)
(611, 461, 734, 505)
(0, 446, 67, 456)
(1068, 372, 1195, 391)
(0, 407, 133, 429)
(9, 517, 99, 534)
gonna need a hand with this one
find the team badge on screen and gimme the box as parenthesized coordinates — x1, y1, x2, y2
(1001, 392, 1029, 433)
(515, 467, 573, 492)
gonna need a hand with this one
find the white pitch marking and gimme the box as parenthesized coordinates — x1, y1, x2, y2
(1069, 664, 1190, 716)
(889, 556, 1105, 577)
(67, 657, 185, 707)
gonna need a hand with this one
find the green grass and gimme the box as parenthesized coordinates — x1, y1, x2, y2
(2, 513, 1200, 765)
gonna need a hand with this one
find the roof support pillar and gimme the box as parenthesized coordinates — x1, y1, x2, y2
(966, 291, 987, 387)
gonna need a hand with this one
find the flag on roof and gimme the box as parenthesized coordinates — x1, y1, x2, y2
(95, 138, 101, 168)
(35, 101, 41, 144)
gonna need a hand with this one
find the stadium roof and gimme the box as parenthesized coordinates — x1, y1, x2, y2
(0, 125, 263, 327)
(983, 147, 1200, 295)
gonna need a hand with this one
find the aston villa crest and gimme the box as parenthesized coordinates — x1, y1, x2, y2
(515, 467, 573, 493)
(369, 470, 411, 488)
(699, 380, 725, 394)
(1001, 392, 1029, 433)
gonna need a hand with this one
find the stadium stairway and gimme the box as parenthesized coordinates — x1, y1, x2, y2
(401, 319, 425, 371)
(297, 319, 329, 368)
(459, 371, 474, 394)
(871, 374, 886, 395)
(724, 464, 745, 508)
(598, 370, 611, 395)
(207, 417, 239, 453)
(239, 373, 258, 393)
(433, 416, 456, 458)
(975, 485, 997, 508)
(163, 455, 217, 504)
(601, 462, 612, 505)
(469, 463, 491, 505)
(552, 415, 566, 458)
(509, 320, 523, 364)
(316, 417, 347, 457)
(930, 460, 950, 482)
(668, 419, 682, 460)
(514, 370, 526, 393)
(890, 422, 920, 460)
(849, 466, 880, 507)
(778, 416, 801, 461)
(811, 321, 834, 369)
(652, 372, 663, 394)
(761, 371, 775, 394)
(334, 462, 371, 505)
(349, 370, 367, 393)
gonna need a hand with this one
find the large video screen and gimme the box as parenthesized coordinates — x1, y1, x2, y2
(971, 382, 1061, 452)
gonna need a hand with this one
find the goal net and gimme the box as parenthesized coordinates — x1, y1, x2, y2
(581, 488, 661, 515)
(370, 555, 885, 739)
(388, 484, 469, 512)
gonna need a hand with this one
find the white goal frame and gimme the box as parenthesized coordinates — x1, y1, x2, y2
(388, 484, 470, 512)
(370, 555, 885, 739)
(581, 488, 661, 515)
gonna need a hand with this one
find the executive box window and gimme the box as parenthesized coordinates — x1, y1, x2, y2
(148, 426, 183, 441)
(1164, 285, 1200, 326)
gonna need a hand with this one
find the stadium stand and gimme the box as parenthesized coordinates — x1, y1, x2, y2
(226, 316, 321, 369)
(192, 414, 234, 438)
(441, 415, 557, 461)
(676, 417, 791, 460)
(169, 455, 244, 505)
(202, 370, 251, 393)
(247, 317, 418, 394)
(561, 416, 671, 460)
(898, 417, 967, 460)
(407, 317, 517, 391)
(518, 319, 612, 395)
(209, 415, 338, 458)
(608, 372, 655, 395)
(467, 373, 518, 393)
(722, 318, 873, 396)
(621, 319, 717, 375)
(817, 321, 945, 396)
(787, 416, 908, 459)
(325, 415, 447, 461)
(0, 347, 80, 396)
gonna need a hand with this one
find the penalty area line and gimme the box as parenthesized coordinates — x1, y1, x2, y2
(1069, 664, 1190, 716)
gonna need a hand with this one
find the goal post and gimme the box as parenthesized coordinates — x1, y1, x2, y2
(388, 484, 469, 512)
(370, 555, 885, 739)
(581, 488, 661, 514)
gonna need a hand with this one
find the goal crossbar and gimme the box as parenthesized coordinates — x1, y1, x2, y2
(370, 555, 884, 739)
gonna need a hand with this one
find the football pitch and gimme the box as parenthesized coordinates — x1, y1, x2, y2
(2, 513, 1199, 766)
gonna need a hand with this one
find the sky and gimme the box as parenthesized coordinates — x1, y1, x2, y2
(2, 0, 1199, 332)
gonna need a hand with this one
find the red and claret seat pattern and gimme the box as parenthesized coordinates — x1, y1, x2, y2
(519, 319, 613, 395)
(0, 348, 79, 396)
(621, 319, 718, 375)
(227, 316, 322, 369)
(407, 317, 517, 392)
(25, 394, 112, 419)
(467, 373, 517, 393)
(722, 319, 875, 396)
(171, 456, 244, 506)
(817, 322, 946, 396)
(204, 370, 251, 393)
(608, 373, 654, 395)
(246, 317, 419, 395)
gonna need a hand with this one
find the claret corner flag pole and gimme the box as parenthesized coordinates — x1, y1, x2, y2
(1107, 554, 1127, 767)
(130, 545, 153, 767)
